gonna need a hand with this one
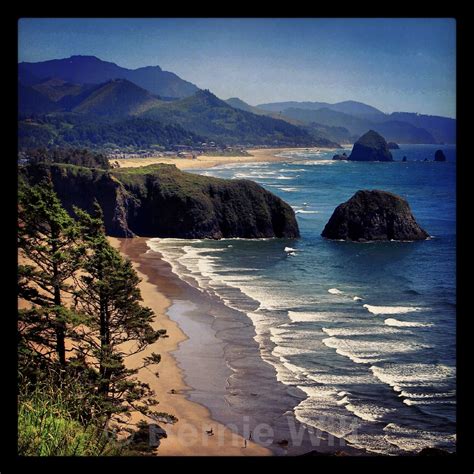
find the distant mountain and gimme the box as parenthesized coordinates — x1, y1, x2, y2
(304, 123, 355, 145)
(225, 97, 302, 125)
(18, 115, 205, 151)
(284, 107, 370, 134)
(371, 120, 436, 144)
(258, 100, 385, 119)
(31, 78, 88, 102)
(386, 112, 456, 144)
(226, 98, 351, 143)
(325, 101, 386, 119)
(258, 100, 455, 144)
(70, 79, 161, 117)
(18, 87, 338, 149)
(225, 97, 303, 125)
(19, 78, 162, 118)
(258, 100, 332, 112)
(280, 107, 436, 144)
(19, 55, 199, 99)
(141, 90, 336, 147)
(226, 97, 262, 114)
(18, 83, 60, 115)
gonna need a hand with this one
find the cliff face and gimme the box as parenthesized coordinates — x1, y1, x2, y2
(321, 190, 429, 242)
(21, 163, 300, 239)
(349, 130, 393, 162)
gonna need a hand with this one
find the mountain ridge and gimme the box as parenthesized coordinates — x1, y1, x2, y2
(257, 101, 455, 143)
(19, 55, 199, 99)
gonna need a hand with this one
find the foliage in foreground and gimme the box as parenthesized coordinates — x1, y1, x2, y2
(18, 178, 174, 455)
(18, 370, 124, 456)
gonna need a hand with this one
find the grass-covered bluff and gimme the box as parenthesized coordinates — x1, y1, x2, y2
(21, 162, 300, 239)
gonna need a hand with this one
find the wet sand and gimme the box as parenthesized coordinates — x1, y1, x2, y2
(110, 237, 271, 456)
(113, 237, 360, 456)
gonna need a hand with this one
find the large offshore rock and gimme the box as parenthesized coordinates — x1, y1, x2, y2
(348, 130, 393, 162)
(321, 190, 429, 241)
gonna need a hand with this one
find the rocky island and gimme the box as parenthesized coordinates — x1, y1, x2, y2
(321, 190, 429, 241)
(434, 149, 447, 162)
(387, 142, 400, 149)
(20, 162, 300, 239)
(348, 130, 394, 162)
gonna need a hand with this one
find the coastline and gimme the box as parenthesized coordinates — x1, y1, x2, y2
(112, 237, 362, 457)
(111, 146, 340, 170)
(109, 237, 271, 456)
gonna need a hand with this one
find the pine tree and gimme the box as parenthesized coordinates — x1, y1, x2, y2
(18, 180, 84, 366)
(73, 204, 171, 424)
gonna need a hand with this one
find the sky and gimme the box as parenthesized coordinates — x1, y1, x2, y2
(18, 18, 456, 118)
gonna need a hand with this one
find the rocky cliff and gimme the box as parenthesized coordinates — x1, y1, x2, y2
(21, 163, 300, 239)
(321, 190, 429, 241)
(348, 130, 393, 162)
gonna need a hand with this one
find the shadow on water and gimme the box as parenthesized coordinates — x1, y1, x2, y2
(323, 238, 419, 269)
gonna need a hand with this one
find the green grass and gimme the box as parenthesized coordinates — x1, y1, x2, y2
(18, 378, 125, 456)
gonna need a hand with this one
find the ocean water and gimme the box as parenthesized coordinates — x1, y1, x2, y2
(148, 144, 456, 454)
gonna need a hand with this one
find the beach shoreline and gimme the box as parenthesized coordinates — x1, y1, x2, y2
(113, 236, 363, 457)
(109, 237, 272, 456)
(111, 146, 341, 170)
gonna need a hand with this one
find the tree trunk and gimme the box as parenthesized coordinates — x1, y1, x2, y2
(51, 231, 66, 366)
(54, 285, 66, 366)
(99, 288, 110, 396)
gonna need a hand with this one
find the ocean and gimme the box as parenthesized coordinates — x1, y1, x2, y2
(147, 144, 456, 455)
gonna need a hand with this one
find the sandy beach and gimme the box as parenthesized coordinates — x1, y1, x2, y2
(109, 237, 271, 456)
(111, 147, 340, 170)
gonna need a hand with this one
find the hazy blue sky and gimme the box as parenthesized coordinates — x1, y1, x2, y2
(18, 18, 456, 117)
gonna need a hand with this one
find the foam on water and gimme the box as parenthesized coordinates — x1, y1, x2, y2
(383, 423, 456, 452)
(293, 160, 337, 166)
(146, 147, 456, 455)
(370, 363, 455, 395)
(363, 304, 424, 315)
(343, 400, 396, 423)
(288, 311, 340, 323)
(322, 337, 430, 365)
(384, 318, 433, 328)
(322, 326, 403, 337)
(295, 210, 319, 214)
(294, 385, 362, 439)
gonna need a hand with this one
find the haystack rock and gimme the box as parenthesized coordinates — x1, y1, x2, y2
(321, 190, 429, 242)
(434, 149, 447, 162)
(348, 130, 393, 162)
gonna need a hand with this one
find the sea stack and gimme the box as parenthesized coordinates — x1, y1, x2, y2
(333, 152, 348, 161)
(434, 149, 447, 162)
(348, 130, 393, 162)
(387, 142, 400, 149)
(321, 190, 429, 242)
